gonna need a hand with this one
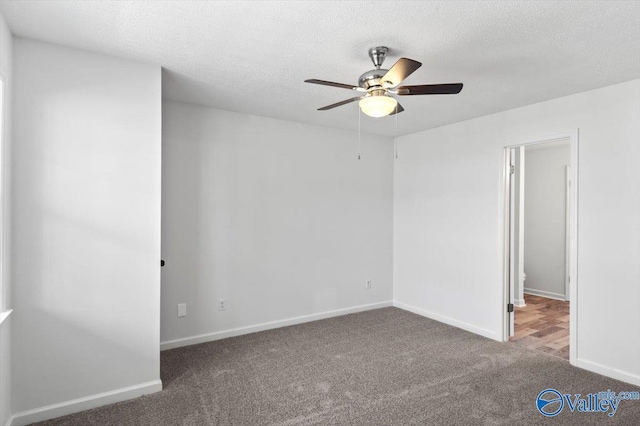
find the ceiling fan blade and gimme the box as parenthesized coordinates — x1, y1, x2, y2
(380, 58, 422, 88)
(317, 96, 363, 111)
(388, 103, 405, 115)
(305, 79, 360, 91)
(396, 83, 463, 95)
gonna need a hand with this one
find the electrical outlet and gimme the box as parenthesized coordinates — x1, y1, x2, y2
(177, 303, 187, 318)
(366, 279, 372, 289)
(218, 299, 226, 311)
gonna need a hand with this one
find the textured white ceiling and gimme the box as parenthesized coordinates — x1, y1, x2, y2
(1, 1, 639, 136)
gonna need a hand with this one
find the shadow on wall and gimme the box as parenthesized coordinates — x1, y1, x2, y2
(13, 153, 159, 410)
(11, 37, 162, 415)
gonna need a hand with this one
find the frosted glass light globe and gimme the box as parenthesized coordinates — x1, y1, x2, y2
(359, 95, 398, 118)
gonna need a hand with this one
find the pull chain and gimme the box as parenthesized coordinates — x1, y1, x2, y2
(357, 106, 362, 160)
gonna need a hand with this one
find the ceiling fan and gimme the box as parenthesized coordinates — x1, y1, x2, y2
(305, 46, 463, 118)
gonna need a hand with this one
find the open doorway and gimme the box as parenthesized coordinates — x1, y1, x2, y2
(502, 132, 578, 364)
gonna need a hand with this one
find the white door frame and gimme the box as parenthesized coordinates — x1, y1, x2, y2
(501, 130, 578, 366)
(508, 148, 516, 337)
(565, 165, 571, 301)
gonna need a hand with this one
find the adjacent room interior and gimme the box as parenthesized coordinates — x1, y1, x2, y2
(507, 140, 572, 360)
(0, 1, 639, 425)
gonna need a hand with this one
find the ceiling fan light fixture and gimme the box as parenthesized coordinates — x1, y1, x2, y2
(359, 94, 397, 118)
(306, 46, 463, 115)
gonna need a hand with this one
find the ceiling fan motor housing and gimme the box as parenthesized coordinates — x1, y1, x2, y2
(358, 69, 388, 89)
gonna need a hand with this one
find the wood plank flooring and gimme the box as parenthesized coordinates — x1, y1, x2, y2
(510, 294, 570, 360)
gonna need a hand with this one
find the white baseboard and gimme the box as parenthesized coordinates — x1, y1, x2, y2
(9, 380, 162, 426)
(576, 358, 640, 387)
(524, 288, 566, 301)
(514, 299, 526, 307)
(392, 301, 500, 342)
(160, 301, 394, 351)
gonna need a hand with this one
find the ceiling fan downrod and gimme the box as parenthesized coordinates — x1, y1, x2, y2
(368, 46, 388, 69)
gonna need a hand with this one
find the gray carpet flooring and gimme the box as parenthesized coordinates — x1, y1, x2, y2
(36, 307, 640, 425)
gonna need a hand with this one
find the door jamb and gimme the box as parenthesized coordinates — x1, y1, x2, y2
(565, 165, 571, 301)
(501, 130, 578, 366)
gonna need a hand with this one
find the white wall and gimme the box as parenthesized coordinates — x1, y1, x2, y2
(523, 143, 570, 299)
(0, 13, 11, 312)
(0, 13, 12, 426)
(394, 79, 640, 385)
(11, 39, 162, 424)
(161, 101, 393, 348)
